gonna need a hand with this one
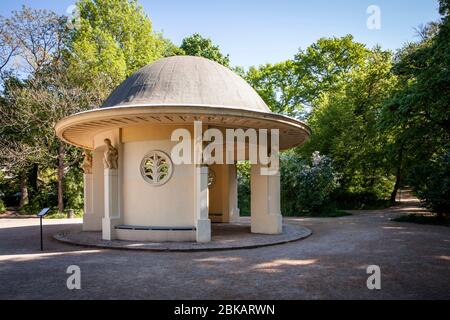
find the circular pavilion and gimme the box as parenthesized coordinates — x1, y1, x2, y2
(55, 56, 311, 243)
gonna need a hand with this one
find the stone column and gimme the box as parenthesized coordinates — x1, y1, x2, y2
(102, 138, 121, 240)
(81, 150, 98, 231)
(195, 165, 211, 242)
(228, 164, 240, 222)
(102, 168, 121, 240)
(250, 163, 283, 234)
(82, 173, 94, 231)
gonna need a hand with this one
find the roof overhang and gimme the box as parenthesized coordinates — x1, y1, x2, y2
(55, 104, 311, 150)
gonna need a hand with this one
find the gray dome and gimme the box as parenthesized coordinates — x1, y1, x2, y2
(101, 56, 270, 112)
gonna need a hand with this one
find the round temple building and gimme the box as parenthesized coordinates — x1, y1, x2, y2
(55, 56, 311, 243)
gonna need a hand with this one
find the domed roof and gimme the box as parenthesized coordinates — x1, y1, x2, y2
(56, 56, 311, 151)
(101, 56, 270, 112)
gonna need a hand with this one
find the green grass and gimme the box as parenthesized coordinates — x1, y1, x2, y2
(392, 214, 450, 227)
(45, 209, 83, 219)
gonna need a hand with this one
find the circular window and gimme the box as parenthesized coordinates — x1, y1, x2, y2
(208, 168, 216, 188)
(140, 151, 173, 186)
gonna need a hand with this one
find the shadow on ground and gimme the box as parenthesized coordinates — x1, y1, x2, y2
(0, 204, 449, 300)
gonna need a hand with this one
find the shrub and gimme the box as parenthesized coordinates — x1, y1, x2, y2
(239, 152, 341, 216)
(0, 199, 6, 213)
(408, 150, 450, 217)
(281, 151, 339, 215)
(63, 167, 84, 211)
(237, 161, 251, 216)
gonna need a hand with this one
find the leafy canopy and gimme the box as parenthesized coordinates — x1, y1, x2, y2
(69, 0, 167, 98)
(180, 33, 230, 67)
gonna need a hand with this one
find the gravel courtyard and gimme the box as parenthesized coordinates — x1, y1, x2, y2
(0, 203, 449, 300)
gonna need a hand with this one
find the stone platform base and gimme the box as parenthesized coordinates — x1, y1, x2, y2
(53, 220, 312, 252)
(115, 228, 196, 242)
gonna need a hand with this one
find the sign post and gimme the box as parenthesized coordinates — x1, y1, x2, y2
(37, 208, 50, 251)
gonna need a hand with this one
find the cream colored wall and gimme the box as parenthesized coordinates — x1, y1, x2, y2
(121, 125, 196, 227)
(228, 164, 240, 222)
(208, 164, 237, 223)
(82, 148, 105, 231)
(92, 148, 105, 207)
(208, 164, 224, 215)
(250, 163, 282, 234)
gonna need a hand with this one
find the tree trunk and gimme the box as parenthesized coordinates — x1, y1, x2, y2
(390, 173, 401, 205)
(29, 163, 39, 193)
(57, 144, 65, 213)
(18, 172, 28, 210)
(390, 149, 403, 205)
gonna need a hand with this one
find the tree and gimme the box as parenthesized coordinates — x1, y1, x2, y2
(0, 6, 65, 75)
(69, 0, 167, 100)
(156, 34, 185, 57)
(304, 46, 397, 201)
(0, 62, 99, 213)
(0, 16, 19, 75)
(0, 7, 68, 210)
(247, 36, 397, 204)
(246, 61, 303, 117)
(180, 33, 230, 67)
(0, 77, 34, 209)
(293, 35, 370, 104)
(0, 6, 100, 213)
(281, 152, 339, 214)
(409, 152, 450, 216)
(245, 35, 371, 118)
(381, 0, 450, 212)
(0, 2, 179, 214)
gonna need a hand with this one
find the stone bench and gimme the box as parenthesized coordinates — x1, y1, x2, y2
(115, 225, 196, 231)
(114, 225, 196, 242)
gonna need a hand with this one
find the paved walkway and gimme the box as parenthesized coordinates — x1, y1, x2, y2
(54, 222, 311, 251)
(0, 203, 449, 300)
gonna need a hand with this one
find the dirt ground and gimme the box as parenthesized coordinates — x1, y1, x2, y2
(0, 202, 449, 300)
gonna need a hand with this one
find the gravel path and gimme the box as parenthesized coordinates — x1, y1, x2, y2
(0, 203, 449, 300)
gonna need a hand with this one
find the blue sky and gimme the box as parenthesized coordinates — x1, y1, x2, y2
(0, 0, 442, 68)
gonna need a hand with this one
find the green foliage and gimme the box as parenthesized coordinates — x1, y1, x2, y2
(1, 0, 449, 219)
(63, 166, 84, 211)
(293, 35, 370, 103)
(237, 161, 250, 216)
(0, 198, 5, 213)
(381, 0, 450, 212)
(157, 34, 185, 57)
(46, 209, 83, 219)
(180, 33, 230, 67)
(24, 168, 58, 214)
(247, 35, 371, 117)
(301, 46, 397, 199)
(69, 0, 166, 97)
(246, 61, 302, 116)
(408, 151, 450, 215)
(440, 0, 450, 14)
(1, 2, 170, 215)
(281, 152, 339, 215)
(246, 36, 398, 207)
(245, 35, 409, 211)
